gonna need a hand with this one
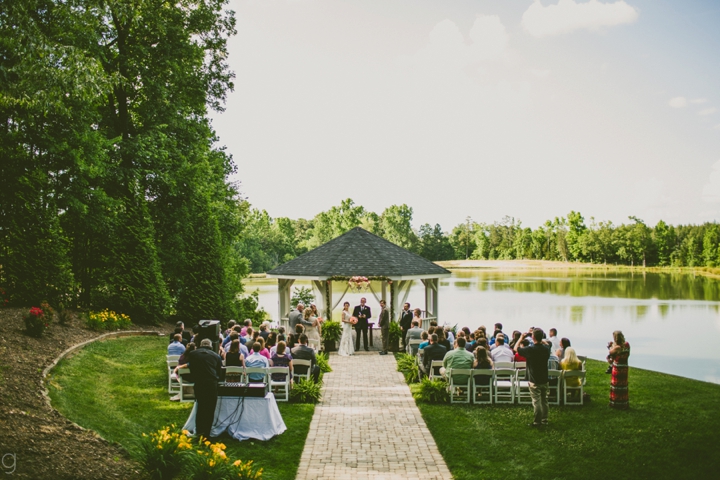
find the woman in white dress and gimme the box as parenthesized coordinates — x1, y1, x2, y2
(338, 301, 355, 356)
(304, 308, 322, 350)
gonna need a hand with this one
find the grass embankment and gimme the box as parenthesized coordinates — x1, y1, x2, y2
(48, 336, 314, 480)
(407, 358, 720, 480)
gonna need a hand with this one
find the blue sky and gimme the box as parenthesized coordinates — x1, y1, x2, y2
(212, 0, 720, 229)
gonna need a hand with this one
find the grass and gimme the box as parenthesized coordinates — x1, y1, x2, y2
(48, 336, 315, 480)
(404, 356, 720, 480)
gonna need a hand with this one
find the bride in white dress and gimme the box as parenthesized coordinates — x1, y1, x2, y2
(338, 301, 355, 356)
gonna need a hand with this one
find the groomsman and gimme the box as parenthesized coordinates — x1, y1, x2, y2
(399, 302, 413, 349)
(353, 298, 371, 351)
(378, 300, 390, 355)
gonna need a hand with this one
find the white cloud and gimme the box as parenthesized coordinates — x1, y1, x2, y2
(521, 0, 639, 37)
(702, 160, 720, 203)
(691, 98, 708, 104)
(668, 96, 687, 108)
(699, 107, 717, 116)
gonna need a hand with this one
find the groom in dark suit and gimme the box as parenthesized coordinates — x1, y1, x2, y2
(353, 297, 371, 351)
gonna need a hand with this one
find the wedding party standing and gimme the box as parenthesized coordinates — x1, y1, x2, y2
(399, 302, 413, 350)
(378, 300, 390, 355)
(338, 302, 355, 356)
(353, 297, 371, 351)
(304, 308, 322, 350)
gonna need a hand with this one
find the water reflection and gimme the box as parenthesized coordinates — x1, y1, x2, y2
(245, 271, 720, 384)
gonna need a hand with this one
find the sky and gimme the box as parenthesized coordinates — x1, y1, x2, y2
(210, 0, 720, 230)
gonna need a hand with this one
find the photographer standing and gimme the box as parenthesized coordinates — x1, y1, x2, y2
(517, 328, 551, 427)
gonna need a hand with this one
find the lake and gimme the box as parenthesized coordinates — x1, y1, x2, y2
(244, 270, 720, 384)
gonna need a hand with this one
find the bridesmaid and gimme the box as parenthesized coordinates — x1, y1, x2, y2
(608, 330, 630, 410)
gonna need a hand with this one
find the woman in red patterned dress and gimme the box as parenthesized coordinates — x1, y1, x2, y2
(608, 330, 630, 409)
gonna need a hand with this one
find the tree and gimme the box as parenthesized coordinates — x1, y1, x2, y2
(449, 217, 477, 260)
(702, 224, 720, 267)
(652, 220, 675, 267)
(566, 211, 587, 262)
(416, 224, 454, 261)
(377, 205, 418, 251)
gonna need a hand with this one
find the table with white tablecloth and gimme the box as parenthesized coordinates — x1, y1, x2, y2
(182, 392, 287, 441)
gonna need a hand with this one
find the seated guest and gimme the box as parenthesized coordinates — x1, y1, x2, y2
(277, 326, 286, 343)
(556, 337, 571, 362)
(253, 337, 271, 360)
(445, 326, 455, 345)
(240, 319, 252, 337)
(222, 325, 241, 348)
(548, 327, 561, 352)
(168, 334, 186, 356)
(419, 334, 447, 379)
(243, 327, 254, 345)
(245, 341, 270, 383)
(223, 320, 237, 338)
(475, 338, 490, 352)
(259, 322, 271, 341)
(223, 332, 249, 358)
(270, 341, 293, 382)
(291, 334, 321, 383)
(266, 332, 278, 354)
(437, 329, 453, 351)
(514, 339, 530, 362)
(178, 342, 196, 366)
(429, 320, 438, 328)
(508, 330, 522, 350)
(405, 320, 424, 355)
(169, 321, 192, 345)
(490, 334, 514, 363)
(442, 337, 473, 384)
(473, 346, 494, 386)
(225, 339, 245, 367)
(461, 326, 471, 337)
(418, 331, 430, 350)
(560, 347, 582, 386)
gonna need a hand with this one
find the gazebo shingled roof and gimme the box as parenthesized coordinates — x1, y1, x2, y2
(266, 227, 450, 279)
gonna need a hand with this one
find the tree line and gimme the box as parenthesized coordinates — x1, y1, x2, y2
(0, 0, 249, 324)
(238, 201, 720, 272)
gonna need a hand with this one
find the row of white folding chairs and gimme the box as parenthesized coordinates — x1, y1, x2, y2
(446, 368, 586, 405)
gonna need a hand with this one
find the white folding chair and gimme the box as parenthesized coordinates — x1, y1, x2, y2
(548, 369, 562, 406)
(177, 367, 195, 402)
(562, 370, 586, 406)
(494, 361, 515, 370)
(167, 355, 180, 393)
(244, 367, 269, 386)
(407, 339, 422, 356)
(515, 370, 532, 404)
(494, 367, 516, 404)
(223, 366, 244, 385)
(267, 367, 290, 402)
(447, 368, 472, 404)
(292, 359, 312, 383)
(429, 360, 444, 380)
(471, 369, 494, 405)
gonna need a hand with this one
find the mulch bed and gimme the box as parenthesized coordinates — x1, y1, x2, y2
(0, 308, 170, 479)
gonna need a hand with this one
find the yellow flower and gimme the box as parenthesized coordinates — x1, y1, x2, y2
(157, 445, 162, 450)
(233, 460, 242, 467)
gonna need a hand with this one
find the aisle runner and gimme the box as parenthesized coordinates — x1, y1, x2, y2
(296, 351, 451, 480)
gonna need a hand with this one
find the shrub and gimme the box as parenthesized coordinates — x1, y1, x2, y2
(84, 309, 133, 331)
(316, 352, 332, 374)
(388, 321, 402, 344)
(136, 426, 193, 480)
(291, 378, 322, 404)
(57, 304, 72, 326)
(414, 378, 450, 404)
(0, 287, 9, 307)
(320, 320, 342, 342)
(186, 438, 263, 480)
(395, 353, 419, 383)
(23, 306, 50, 338)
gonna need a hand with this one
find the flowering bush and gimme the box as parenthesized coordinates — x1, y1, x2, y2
(187, 438, 263, 480)
(24, 306, 50, 338)
(137, 426, 193, 480)
(84, 309, 132, 331)
(0, 287, 9, 307)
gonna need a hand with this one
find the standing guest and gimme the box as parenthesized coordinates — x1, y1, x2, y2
(168, 334, 186, 356)
(399, 303, 414, 350)
(442, 337, 474, 384)
(353, 297, 371, 352)
(548, 328, 561, 352)
(224, 340, 245, 367)
(291, 334, 321, 383)
(517, 329, 551, 427)
(491, 334, 514, 363)
(270, 341, 293, 383)
(378, 300, 390, 355)
(405, 320, 424, 356)
(556, 338, 571, 362)
(444, 326, 455, 345)
(178, 338, 222, 439)
(245, 341, 270, 383)
(420, 334, 447, 379)
(304, 308, 322, 350)
(608, 331, 631, 410)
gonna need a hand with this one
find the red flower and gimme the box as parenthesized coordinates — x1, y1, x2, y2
(29, 307, 44, 317)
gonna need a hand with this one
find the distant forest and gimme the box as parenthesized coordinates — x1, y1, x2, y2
(239, 199, 720, 273)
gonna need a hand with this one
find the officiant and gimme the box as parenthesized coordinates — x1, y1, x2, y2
(353, 297, 371, 351)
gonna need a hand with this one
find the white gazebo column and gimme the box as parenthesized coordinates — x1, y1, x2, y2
(278, 278, 294, 330)
(312, 280, 331, 320)
(421, 278, 439, 329)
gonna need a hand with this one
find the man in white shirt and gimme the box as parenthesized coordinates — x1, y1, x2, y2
(491, 334, 515, 363)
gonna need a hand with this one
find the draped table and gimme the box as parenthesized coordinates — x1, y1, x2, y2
(182, 392, 287, 441)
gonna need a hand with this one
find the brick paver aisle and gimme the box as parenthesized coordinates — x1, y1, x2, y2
(296, 351, 452, 480)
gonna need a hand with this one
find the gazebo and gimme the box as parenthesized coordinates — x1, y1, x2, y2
(266, 227, 452, 331)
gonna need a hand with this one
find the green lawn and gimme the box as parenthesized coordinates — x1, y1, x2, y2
(48, 336, 314, 480)
(408, 358, 720, 480)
